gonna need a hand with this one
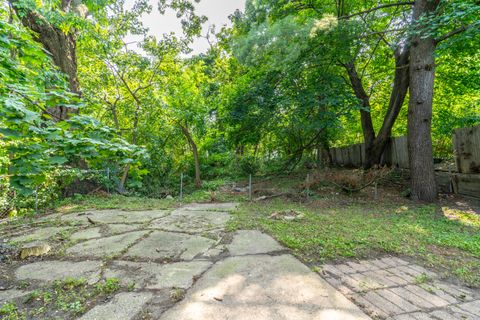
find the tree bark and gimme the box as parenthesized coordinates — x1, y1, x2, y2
(10, 0, 82, 120)
(180, 125, 202, 188)
(118, 111, 139, 193)
(407, 0, 440, 202)
(368, 46, 410, 167)
(344, 46, 410, 169)
(345, 61, 376, 162)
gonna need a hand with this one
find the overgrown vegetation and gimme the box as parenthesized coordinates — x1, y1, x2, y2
(1, 0, 479, 213)
(0, 278, 124, 319)
(228, 194, 480, 287)
(0, 0, 479, 300)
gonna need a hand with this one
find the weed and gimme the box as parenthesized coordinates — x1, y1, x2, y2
(95, 278, 121, 295)
(169, 288, 185, 302)
(16, 280, 30, 290)
(0, 303, 26, 320)
(127, 282, 136, 291)
(228, 198, 480, 286)
(6, 277, 126, 318)
(414, 273, 431, 284)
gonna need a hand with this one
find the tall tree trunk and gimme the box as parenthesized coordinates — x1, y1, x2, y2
(180, 125, 202, 188)
(407, 0, 439, 202)
(345, 61, 376, 162)
(368, 47, 410, 167)
(10, 0, 82, 120)
(118, 114, 139, 193)
(345, 47, 410, 169)
(316, 132, 331, 168)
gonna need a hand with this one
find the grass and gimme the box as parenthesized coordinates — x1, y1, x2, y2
(53, 185, 243, 214)
(227, 198, 480, 287)
(54, 194, 177, 213)
(3, 172, 479, 289)
(2, 277, 124, 319)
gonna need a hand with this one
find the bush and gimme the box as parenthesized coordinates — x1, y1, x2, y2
(238, 155, 260, 176)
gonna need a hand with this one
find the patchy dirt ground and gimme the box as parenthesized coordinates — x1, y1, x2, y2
(1, 201, 479, 320)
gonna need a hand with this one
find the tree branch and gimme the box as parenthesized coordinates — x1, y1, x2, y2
(435, 24, 473, 44)
(340, 2, 415, 20)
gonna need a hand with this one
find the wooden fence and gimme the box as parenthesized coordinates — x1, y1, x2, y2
(329, 124, 480, 199)
(453, 125, 480, 174)
(330, 136, 410, 169)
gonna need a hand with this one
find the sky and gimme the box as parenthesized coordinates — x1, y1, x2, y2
(124, 0, 247, 54)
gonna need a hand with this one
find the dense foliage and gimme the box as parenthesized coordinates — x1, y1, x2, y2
(1, 0, 479, 211)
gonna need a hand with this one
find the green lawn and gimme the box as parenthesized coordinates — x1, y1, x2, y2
(227, 198, 480, 287)
(33, 181, 480, 288)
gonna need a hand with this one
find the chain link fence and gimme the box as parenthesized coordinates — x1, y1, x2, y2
(0, 169, 119, 219)
(0, 175, 15, 219)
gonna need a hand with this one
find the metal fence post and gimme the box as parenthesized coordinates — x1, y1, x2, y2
(249, 174, 252, 201)
(35, 186, 38, 215)
(106, 167, 110, 194)
(180, 173, 183, 201)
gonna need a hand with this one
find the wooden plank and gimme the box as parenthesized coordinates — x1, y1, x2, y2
(351, 144, 363, 167)
(391, 136, 409, 169)
(452, 173, 480, 198)
(435, 172, 453, 193)
(453, 124, 480, 174)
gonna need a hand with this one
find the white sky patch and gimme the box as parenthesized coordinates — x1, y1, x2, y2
(124, 0, 246, 54)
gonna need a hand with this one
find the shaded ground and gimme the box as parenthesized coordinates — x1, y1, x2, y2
(1, 195, 479, 319)
(228, 170, 480, 287)
(0, 203, 367, 319)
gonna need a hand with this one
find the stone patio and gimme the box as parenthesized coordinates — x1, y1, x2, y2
(321, 258, 480, 319)
(1, 203, 478, 319)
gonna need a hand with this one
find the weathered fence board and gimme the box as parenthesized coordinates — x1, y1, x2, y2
(331, 136, 409, 169)
(453, 124, 480, 174)
(329, 129, 479, 199)
(390, 136, 409, 169)
(452, 173, 480, 198)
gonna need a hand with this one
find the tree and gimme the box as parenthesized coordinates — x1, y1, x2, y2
(164, 61, 210, 187)
(0, 5, 143, 195)
(407, 0, 440, 202)
(8, 0, 91, 120)
(407, 0, 479, 201)
(234, 0, 414, 168)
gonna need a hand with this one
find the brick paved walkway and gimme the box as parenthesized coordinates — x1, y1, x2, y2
(321, 257, 480, 319)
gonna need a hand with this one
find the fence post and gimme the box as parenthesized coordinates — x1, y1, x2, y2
(180, 173, 183, 201)
(35, 186, 39, 214)
(249, 174, 252, 201)
(106, 167, 110, 194)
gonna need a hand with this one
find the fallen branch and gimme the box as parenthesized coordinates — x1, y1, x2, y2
(254, 193, 289, 201)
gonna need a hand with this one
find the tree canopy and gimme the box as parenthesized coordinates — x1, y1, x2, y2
(1, 0, 479, 206)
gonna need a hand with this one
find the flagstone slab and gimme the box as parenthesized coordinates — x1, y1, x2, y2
(15, 260, 102, 284)
(150, 210, 230, 233)
(62, 209, 169, 224)
(159, 254, 370, 320)
(124, 231, 215, 261)
(66, 231, 148, 258)
(71, 227, 102, 241)
(106, 224, 143, 234)
(104, 260, 212, 290)
(0, 289, 29, 305)
(7, 226, 70, 243)
(79, 292, 153, 320)
(227, 230, 284, 255)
